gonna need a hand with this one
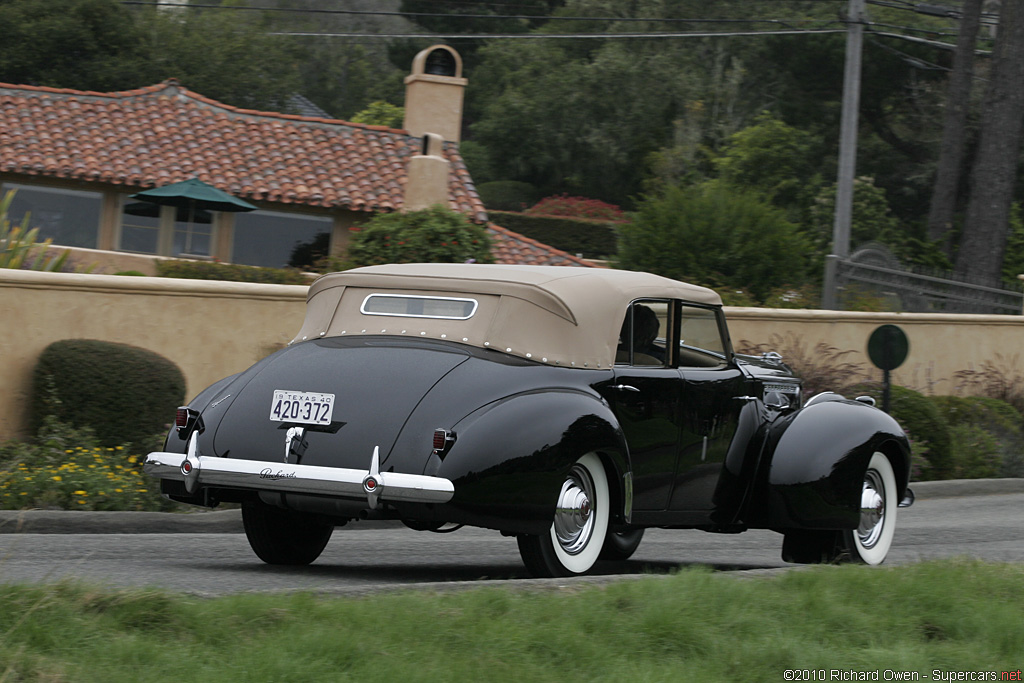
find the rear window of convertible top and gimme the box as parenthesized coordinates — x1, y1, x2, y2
(360, 293, 478, 320)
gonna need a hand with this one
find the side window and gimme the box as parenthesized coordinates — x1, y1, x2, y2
(616, 301, 671, 367)
(678, 305, 727, 367)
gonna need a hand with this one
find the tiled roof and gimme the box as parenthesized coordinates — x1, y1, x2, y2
(0, 79, 596, 268)
(486, 223, 596, 267)
(0, 79, 487, 221)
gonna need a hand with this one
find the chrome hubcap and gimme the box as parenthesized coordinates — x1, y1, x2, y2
(857, 469, 886, 549)
(553, 464, 596, 555)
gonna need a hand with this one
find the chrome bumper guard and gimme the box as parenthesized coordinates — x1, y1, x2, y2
(144, 434, 454, 509)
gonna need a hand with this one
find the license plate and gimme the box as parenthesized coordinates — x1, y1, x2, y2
(269, 390, 335, 425)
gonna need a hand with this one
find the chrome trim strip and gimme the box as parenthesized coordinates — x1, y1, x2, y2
(623, 471, 633, 524)
(144, 444, 455, 506)
(360, 293, 479, 320)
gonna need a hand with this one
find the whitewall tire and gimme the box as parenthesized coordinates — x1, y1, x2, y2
(844, 452, 898, 565)
(517, 452, 610, 577)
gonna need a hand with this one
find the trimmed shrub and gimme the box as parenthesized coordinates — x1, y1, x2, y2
(617, 182, 813, 303)
(31, 340, 186, 448)
(929, 395, 1024, 478)
(489, 211, 618, 259)
(345, 205, 493, 266)
(476, 180, 539, 212)
(154, 259, 310, 284)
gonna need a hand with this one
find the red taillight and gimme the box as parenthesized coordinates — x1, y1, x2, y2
(432, 429, 454, 455)
(175, 407, 202, 439)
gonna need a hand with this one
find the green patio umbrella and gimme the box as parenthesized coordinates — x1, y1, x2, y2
(130, 177, 257, 213)
(130, 177, 257, 254)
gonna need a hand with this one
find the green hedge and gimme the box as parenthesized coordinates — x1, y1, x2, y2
(31, 340, 186, 448)
(345, 206, 493, 266)
(154, 259, 310, 284)
(929, 395, 1024, 478)
(489, 210, 620, 259)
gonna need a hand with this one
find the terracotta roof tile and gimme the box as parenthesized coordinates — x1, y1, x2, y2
(0, 79, 487, 220)
(0, 79, 594, 268)
(487, 223, 597, 267)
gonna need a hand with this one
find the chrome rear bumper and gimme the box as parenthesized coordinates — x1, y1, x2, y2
(144, 434, 454, 508)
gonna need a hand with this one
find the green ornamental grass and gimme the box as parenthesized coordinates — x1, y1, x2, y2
(0, 560, 1020, 682)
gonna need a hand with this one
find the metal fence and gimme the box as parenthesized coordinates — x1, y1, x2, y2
(833, 244, 1024, 315)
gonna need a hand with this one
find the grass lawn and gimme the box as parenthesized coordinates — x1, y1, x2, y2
(1, 558, 1022, 682)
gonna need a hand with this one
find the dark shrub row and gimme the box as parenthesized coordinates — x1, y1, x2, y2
(31, 340, 185, 448)
(489, 210, 619, 260)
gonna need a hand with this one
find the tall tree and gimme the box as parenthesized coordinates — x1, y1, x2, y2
(955, 0, 1024, 286)
(926, 0, 985, 252)
(0, 0, 146, 91)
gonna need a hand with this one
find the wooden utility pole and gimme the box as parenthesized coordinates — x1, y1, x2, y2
(823, 0, 865, 310)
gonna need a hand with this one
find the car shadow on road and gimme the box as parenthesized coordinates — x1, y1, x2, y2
(199, 558, 784, 585)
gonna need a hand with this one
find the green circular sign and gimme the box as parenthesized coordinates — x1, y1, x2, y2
(867, 324, 909, 371)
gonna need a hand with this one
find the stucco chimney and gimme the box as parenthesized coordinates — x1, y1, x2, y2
(403, 45, 467, 143)
(404, 133, 450, 211)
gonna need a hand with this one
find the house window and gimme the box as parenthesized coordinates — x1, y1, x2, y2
(232, 210, 332, 269)
(173, 206, 214, 258)
(120, 199, 162, 254)
(1, 183, 101, 249)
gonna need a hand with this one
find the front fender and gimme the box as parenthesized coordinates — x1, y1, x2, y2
(754, 397, 910, 530)
(434, 390, 629, 535)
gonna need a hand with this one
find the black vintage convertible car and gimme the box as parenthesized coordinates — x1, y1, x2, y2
(145, 264, 913, 576)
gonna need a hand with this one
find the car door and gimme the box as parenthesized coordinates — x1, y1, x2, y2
(667, 304, 751, 516)
(600, 300, 683, 512)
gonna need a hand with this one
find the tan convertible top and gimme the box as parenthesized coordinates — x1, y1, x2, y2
(291, 264, 722, 368)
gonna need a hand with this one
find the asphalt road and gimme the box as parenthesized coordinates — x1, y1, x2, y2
(1, 481, 1022, 597)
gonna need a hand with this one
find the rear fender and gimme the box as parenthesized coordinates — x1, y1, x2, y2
(753, 396, 910, 530)
(161, 372, 243, 453)
(434, 390, 629, 535)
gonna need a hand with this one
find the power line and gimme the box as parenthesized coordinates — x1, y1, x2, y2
(868, 35, 952, 68)
(867, 28, 991, 53)
(124, 0, 987, 49)
(865, 0, 1000, 24)
(121, 1, 843, 29)
(267, 28, 849, 40)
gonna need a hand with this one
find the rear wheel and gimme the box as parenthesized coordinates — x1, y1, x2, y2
(843, 452, 897, 565)
(599, 528, 645, 561)
(242, 500, 334, 565)
(517, 453, 610, 577)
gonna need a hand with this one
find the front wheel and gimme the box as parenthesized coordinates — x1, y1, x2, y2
(843, 452, 898, 565)
(517, 453, 610, 577)
(242, 500, 334, 565)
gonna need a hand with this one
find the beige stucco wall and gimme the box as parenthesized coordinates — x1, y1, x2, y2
(3, 269, 1024, 441)
(726, 307, 1024, 395)
(1, 270, 306, 440)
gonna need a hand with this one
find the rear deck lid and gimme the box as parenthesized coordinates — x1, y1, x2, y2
(211, 337, 469, 468)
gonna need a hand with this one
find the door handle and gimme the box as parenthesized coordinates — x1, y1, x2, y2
(611, 384, 640, 392)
